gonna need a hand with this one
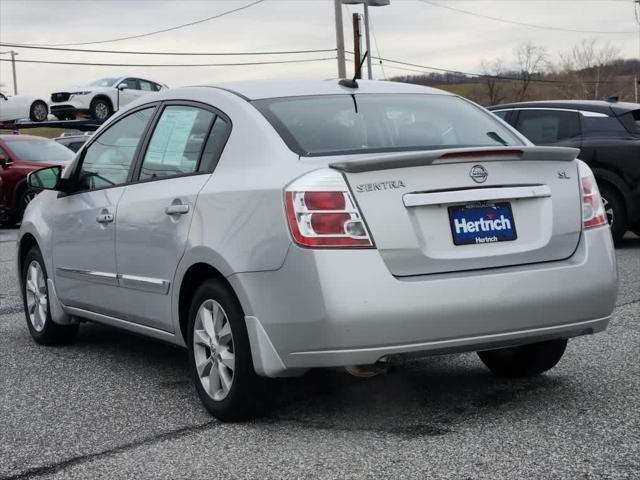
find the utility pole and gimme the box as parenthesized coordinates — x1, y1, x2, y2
(10, 51, 18, 95)
(334, 0, 347, 78)
(0, 50, 18, 95)
(353, 13, 362, 79)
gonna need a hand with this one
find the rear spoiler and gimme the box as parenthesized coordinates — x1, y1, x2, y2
(329, 146, 580, 174)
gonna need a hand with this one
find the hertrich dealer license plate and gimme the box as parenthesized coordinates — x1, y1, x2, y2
(448, 202, 518, 245)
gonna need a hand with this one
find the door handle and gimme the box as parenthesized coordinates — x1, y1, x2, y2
(97, 212, 114, 224)
(165, 204, 190, 215)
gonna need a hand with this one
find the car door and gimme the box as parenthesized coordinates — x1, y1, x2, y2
(513, 109, 582, 149)
(51, 105, 157, 316)
(116, 78, 141, 107)
(113, 102, 231, 331)
(0, 94, 21, 122)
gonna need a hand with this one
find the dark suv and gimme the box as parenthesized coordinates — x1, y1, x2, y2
(488, 100, 640, 241)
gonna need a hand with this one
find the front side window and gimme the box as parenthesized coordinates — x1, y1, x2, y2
(3, 139, 74, 162)
(77, 107, 154, 190)
(253, 94, 522, 157)
(515, 110, 580, 145)
(139, 106, 214, 181)
(119, 78, 138, 90)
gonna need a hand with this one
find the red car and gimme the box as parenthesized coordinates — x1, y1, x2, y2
(0, 135, 74, 223)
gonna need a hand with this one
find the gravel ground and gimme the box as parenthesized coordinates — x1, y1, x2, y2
(0, 228, 638, 480)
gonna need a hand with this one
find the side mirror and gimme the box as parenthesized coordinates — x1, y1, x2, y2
(0, 154, 10, 168)
(28, 165, 63, 191)
(118, 84, 128, 91)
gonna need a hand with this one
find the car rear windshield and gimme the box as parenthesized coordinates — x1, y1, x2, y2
(4, 139, 75, 162)
(253, 94, 523, 156)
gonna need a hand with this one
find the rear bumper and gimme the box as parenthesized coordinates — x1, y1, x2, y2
(229, 226, 618, 377)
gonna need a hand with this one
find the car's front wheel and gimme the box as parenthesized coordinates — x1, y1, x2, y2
(22, 246, 78, 345)
(477, 339, 567, 377)
(187, 279, 268, 421)
(90, 97, 112, 120)
(599, 184, 626, 243)
(29, 100, 48, 122)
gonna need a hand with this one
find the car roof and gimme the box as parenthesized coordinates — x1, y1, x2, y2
(488, 100, 639, 116)
(203, 79, 452, 101)
(0, 134, 49, 142)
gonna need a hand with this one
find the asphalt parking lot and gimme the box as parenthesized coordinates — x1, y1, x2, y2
(0, 227, 638, 480)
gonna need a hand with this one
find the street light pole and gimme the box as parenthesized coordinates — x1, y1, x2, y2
(363, 3, 373, 79)
(334, 0, 347, 78)
(341, 1, 389, 80)
(0, 50, 18, 95)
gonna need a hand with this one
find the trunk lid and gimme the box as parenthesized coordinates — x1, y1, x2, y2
(328, 146, 582, 276)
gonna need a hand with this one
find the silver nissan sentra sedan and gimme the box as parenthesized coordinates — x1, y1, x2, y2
(17, 80, 618, 420)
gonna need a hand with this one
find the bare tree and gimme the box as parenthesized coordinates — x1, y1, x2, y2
(513, 42, 549, 101)
(558, 39, 621, 99)
(480, 58, 507, 105)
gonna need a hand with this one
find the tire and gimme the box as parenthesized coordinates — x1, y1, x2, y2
(187, 279, 268, 421)
(477, 339, 567, 377)
(29, 100, 48, 122)
(22, 246, 78, 345)
(90, 97, 113, 121)
(598, 184, 626, 243)
(17, 188, 38, 222)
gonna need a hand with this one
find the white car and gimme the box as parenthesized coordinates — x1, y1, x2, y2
(49, 76, 168, 121)
(0, 92, 49, 123)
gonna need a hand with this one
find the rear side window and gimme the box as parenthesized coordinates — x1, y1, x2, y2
(514, 110, 580, 144)
(615, 110, 640, 134)
(138, 80, 155, 92)
(493, 110, 509, 120)
(253, 94, 522, 156)
(78, 107, 154, 190)
(139, 105, 214, 181)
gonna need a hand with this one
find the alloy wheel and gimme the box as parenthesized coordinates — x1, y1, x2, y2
(25, 260, 48, 332)
(94, 102, 109, 120)
(22, 191, 37, 211)
(33, 103, 48, 121)
(602, 196, 614, 227)
(193, 299, 235, 401)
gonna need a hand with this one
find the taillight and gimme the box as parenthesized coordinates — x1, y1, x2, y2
(578, 161, 607, 229)
(284, 169, 373, 248)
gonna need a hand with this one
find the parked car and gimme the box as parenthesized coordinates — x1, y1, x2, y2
(488, 100, 640, 241)
(0, 135, 75, 223)
(0, 92, 49, 123)
(49, 76, 168, 121)
(54, 132, 93, 152)
(18, 80, 617, 421)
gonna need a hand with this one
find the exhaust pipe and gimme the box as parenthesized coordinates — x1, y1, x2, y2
(343, 358, 391, 378)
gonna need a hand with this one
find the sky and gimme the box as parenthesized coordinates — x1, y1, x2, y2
(0, 0, 638, 97)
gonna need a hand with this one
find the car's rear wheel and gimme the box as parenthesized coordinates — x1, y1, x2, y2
(29, 100, 48, 122)
(598, 184, 626, 243)
(477, 339, 567, 377)
(187, 279, 268, 421)
(90, 97, 112, 120)
(22, 246, 78, 345)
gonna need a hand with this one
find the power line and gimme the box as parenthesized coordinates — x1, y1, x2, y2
(346, 51, 624, 85)
(19, 0, 266, 47)
(418, 0, 636, 35)
(0, 42, 336, 57)
(0, 57, 336, 68)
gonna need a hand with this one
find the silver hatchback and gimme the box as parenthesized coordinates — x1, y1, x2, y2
(18, 80, 618, 420)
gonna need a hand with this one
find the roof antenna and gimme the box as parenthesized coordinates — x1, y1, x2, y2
(339, 51, 369, 89)
(605, 95, 619, 103)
